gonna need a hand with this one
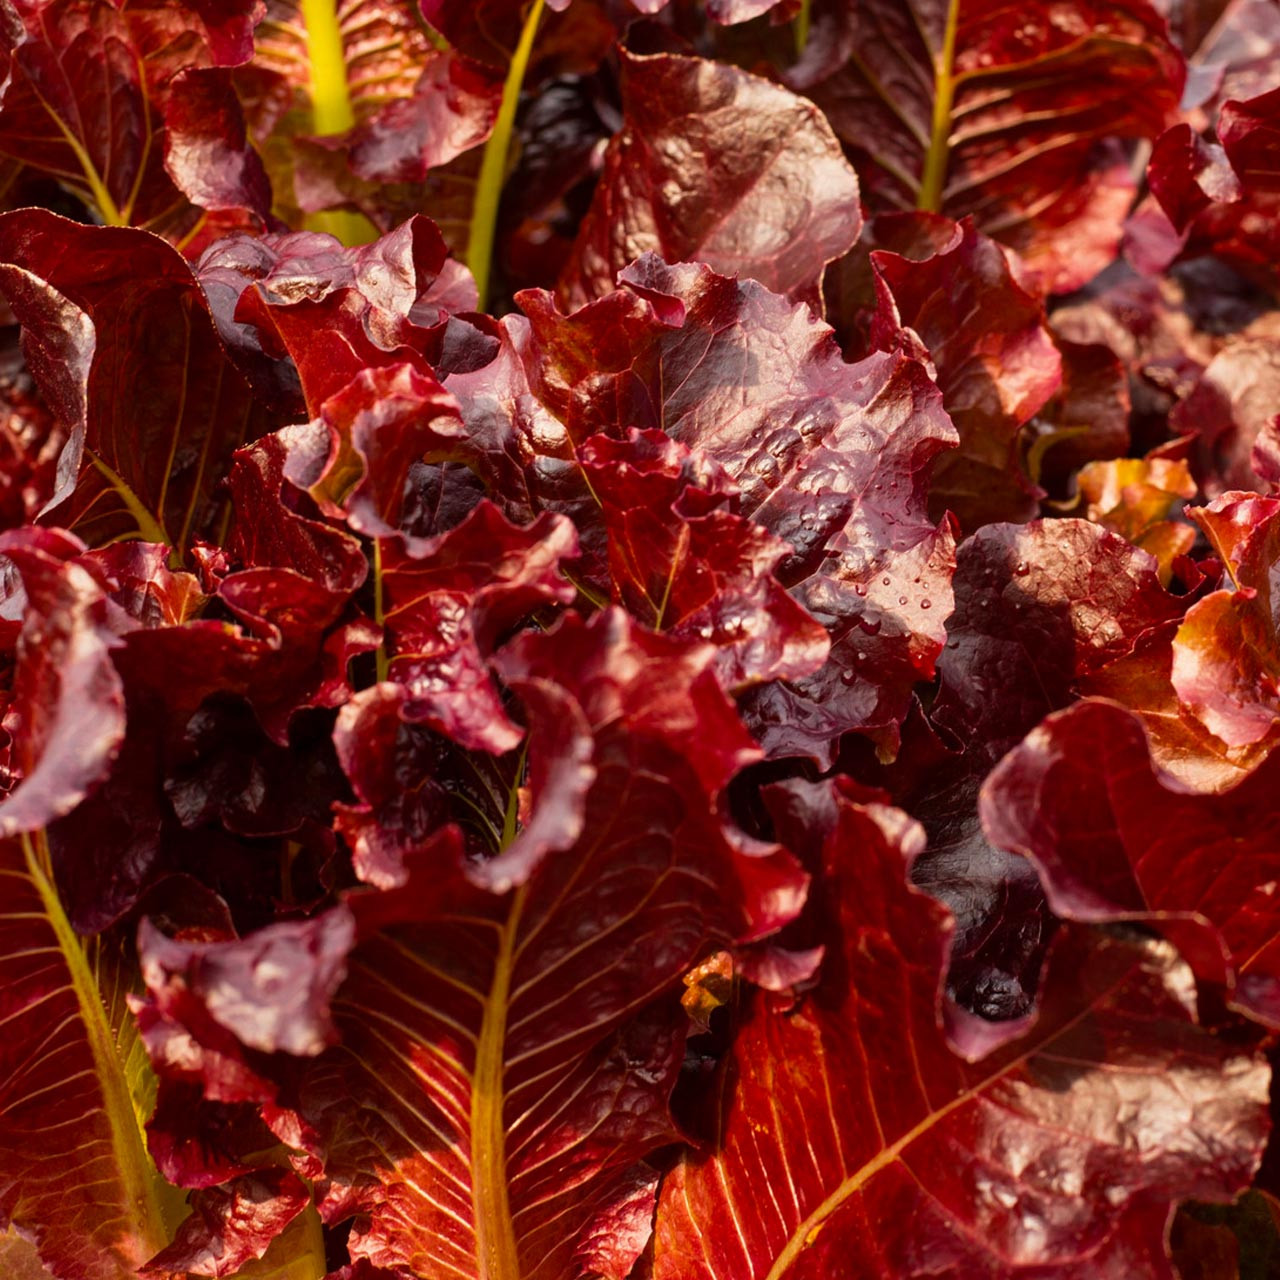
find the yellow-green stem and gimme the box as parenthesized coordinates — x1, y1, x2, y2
(467, 746, 530, 1278)
(793, 0, 811, 57)
(36, 92, 125, 225)
(87, 451, 172, 551)
(301, 0, 379, 245)
(467, 0, 545, 311)
(372, 537, 389, 684)
(20, 833, 170, 1261)
(471, 885, 524, 1280)
(917, 0, 961, 212)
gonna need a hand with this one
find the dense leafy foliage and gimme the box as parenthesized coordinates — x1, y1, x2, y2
(2, 1, 1280, 1277)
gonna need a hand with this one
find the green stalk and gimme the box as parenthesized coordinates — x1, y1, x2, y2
(372, 536, 390, 685)
(20, 833, 172, 1260)
(794, 0, 811, 57)
(301, 0, 378, 245)
(467, 0, 545, 311)
(917, 0, 961, 212)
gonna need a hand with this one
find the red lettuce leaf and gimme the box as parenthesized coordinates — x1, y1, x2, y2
(1074, 457, 1197, 583)
(137, 909, 355, 1061)
(0, 526, 122, 836)
(1170, 492, 1280, 749)
(140, 1168, 311, 1279)
(1, 835, 180, 1280)
(0, 0, 267, 240)
(560, 51, 861, 309)
(266, 610, 806, 1276)
(578, 427, 830, 690)
(448, 255, 958, 763)
(233, 0, 500, 232)
(833, 707, 1053, 1023)
(797, 0, 1184, 292)
(1146, 85, 1280, 285)
(1026, 336, 1132, 502)
(0, 331, 62, 530)
(868, 219, 1062, 529)
(653, 779, 1270, 1277)
(1169, 330, 1280, 496)
(0, 210, 271, 554)
(1079, 618, 1279, 792)
(302, 363, 475, 544)
(198, 216, 475, 417)
(933, 518, 1182, 762)
(982, 696, 1280, 1027)
(377, 500, 578, 754)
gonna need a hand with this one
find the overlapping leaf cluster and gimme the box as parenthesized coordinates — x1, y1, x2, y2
(2, 1, 1280, 1277)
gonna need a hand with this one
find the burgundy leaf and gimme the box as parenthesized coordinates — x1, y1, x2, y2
(579, 428, 830, 689)
(1147, 85, 1280, 284)
(868, 219, 1062, 529)
(1170, 492, 1280, 748)
(653, 781, 1270, 1277)
(0, 210, 270, 553)
(0, 0, 267, 240)
(377, 501, 578, 754)
(141, 1168, 310, 1279)
(138, 909, 355, 1059)
(314, 51, 502, 187)
(304, 363, 473, 544)
(0, 327, 63, 530)
(1026, 337, 1132, 503)
(449, 255, 958, 763)
(1169, 331, 1280, 496)
(273, 610, 807, 1277)
(234, 0, 496, 232)
(0, 526, 123, 835)
(227, 425, 368, 592)
(933, 519, 1182, 762)
(560, 51, 861, 308)
(796, 0, 1183, 292)
(197, 216, 474, 417)
(982, 697, 1280, 1027)
(1, 835, 178, 1280)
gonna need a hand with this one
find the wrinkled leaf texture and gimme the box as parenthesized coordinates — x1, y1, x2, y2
(798, 0, 1184, 291)
(654, 780, 1270, 1278)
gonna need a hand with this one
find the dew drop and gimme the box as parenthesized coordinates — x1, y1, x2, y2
(840, 668, 858, 685)
(920, 598, 932, 609)
(897, 595, 908, 606)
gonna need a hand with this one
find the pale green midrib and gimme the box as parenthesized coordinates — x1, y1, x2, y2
(291, 1208, 328, 1280)
(471, 886, 525, 1280)
(469, 757, 530, 1279)
(466, 0, 545, 311)
(793, 0, 811, 57)
(87, 450, 171, 549)
(372, 537, 389, 684)
(20, 835, 169, 1260)
(761, 964, 1135, 1280)
(301, 0, 355, 134)
(28, 83, 125, 226)
(916, 0, 962, 212)
(300, 0, 378, 245)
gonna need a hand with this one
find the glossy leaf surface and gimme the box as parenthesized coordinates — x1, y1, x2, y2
(0, 211, 268, 552)
(799, 0, 1184, 291)
(653, 781, 1270, 1278)
(561, 52, 861, 308)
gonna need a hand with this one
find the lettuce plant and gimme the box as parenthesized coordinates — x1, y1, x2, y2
(2, 1, 1280, 1278)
